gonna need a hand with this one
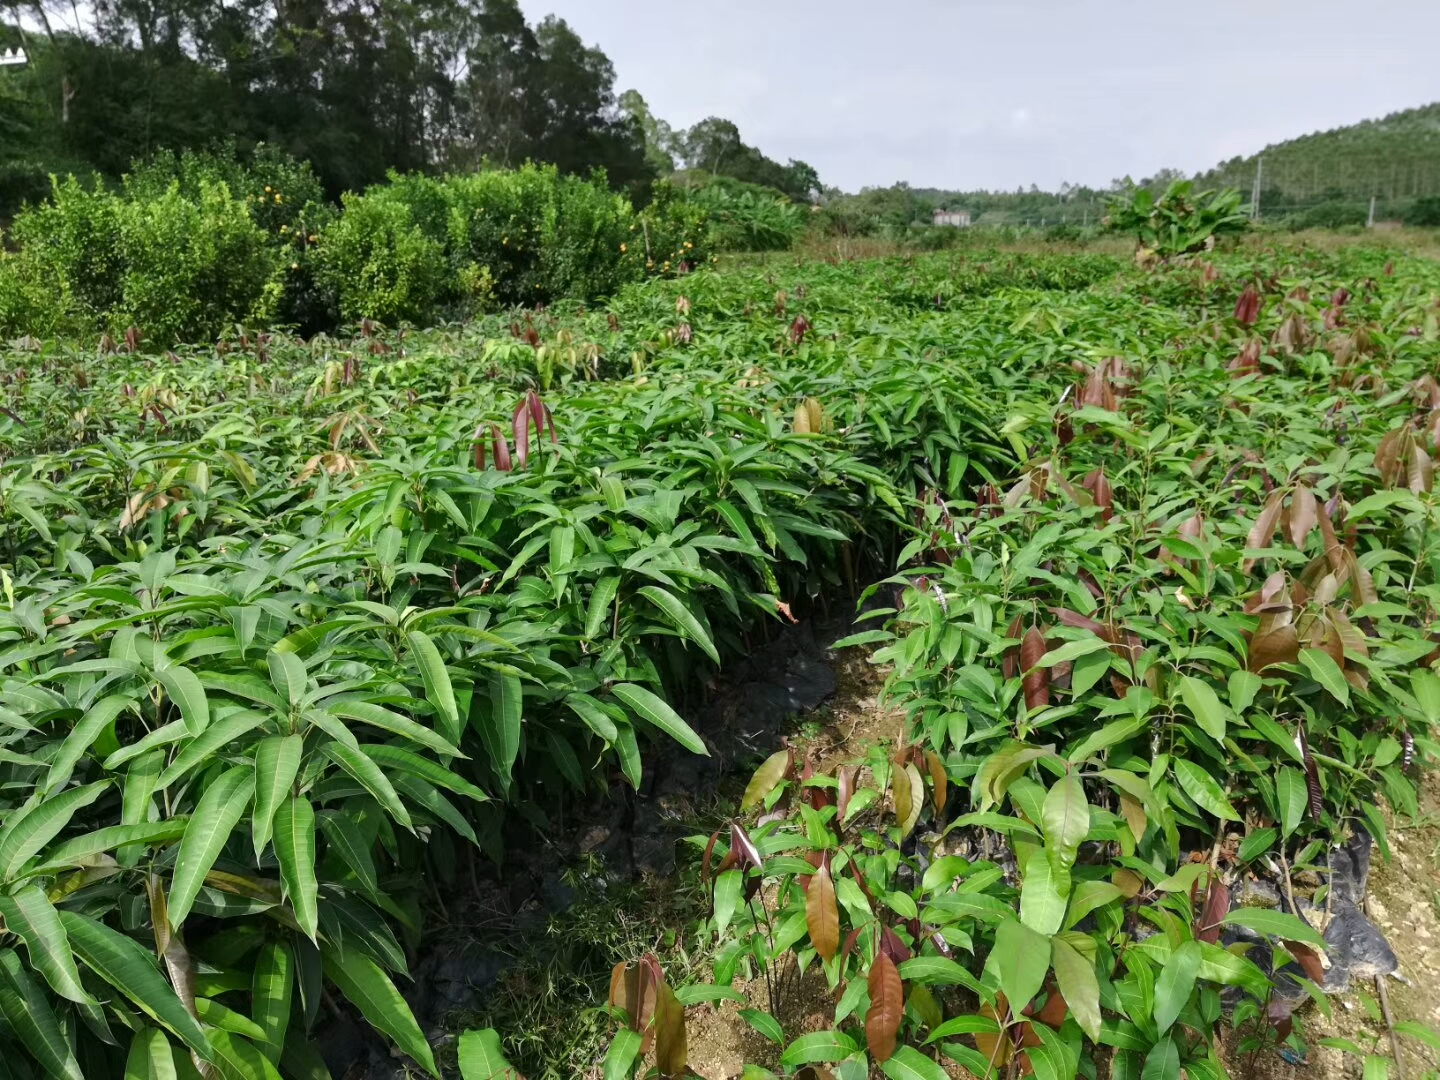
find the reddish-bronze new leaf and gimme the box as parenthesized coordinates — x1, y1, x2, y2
(836, 765, 857, 823)
(1002, 614, 1025, 680)
(878, 924, 913, 966)
(924, 750, 949, 819)
(1249, 620, 1300, 672)
(653, 983, 687, 1078)
(1285, 941, 1326, 984)
(1021, 627, 1050, 711)
(806, 855, 840, 962)
(1082, 467, 1114, 524)
(892, 763, 913, 835)
(1288, 486, 1318, 550)
(1197, 877, 1230, 943)
(1244, 489, 1287, 574)
(975, 996, 1014, 1072)
(1234, 283, 1261, 326)
(865, 951, 904, 1063)
(609, 956, 662, 1049)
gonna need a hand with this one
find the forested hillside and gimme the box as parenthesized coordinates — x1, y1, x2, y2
(1200, 102, 1440, 205)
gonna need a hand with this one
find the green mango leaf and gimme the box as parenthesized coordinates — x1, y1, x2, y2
(1171, 758, 1239, 821)
(1238, 827, 1278, 863)
(0, 779, 111, 879)
(601, 1029, 642, 1080)
(1153, 939, 1201, 1034)
(44, 694, 131, 795)
(780, 1029, 860, 1066)
(168, 765, 255, 927)
(612, 683, 707, 756)
(155, 664, 209, 735)
(156, 709, 268, 789)
(880, 1045, 950, 1080)
(1041, 773, 1089, 866)
(123, 1028, 178, 1080)
(1050, 934, 1101, 1040)
(638, 584, 720, 664)
(317, 811, 381, 899)
(59, 911, 214, 1062)
(737, 1009, 784, 1045)
(1141, 1036, 1178, 1080)
(1020, 850, 1069, 936)
(1227, 670, 1262, 714)
(30, 820, 187, 874)
(1299, 648, 1350, 706)
(252, 734, 304, 860)
(992, 916, 1050, 1014)
(322, 946, 438, 1077)
(1178, 675, 1229, 742)
(0, 949, 85, 1080)
(1219, 908, 1328, 948)
(252, 940, 293, 1062)
(274, 797, 319, 941)
(267, 647, 308, 708)
(405, 630, 460, 744)
(0, 885, 93, 1004)
(457, 1027, 516, 1080)
(327, 700, 464, 759)
(208, 1028, 283, 1080)
(473, 672, 523, 795)
(1276, 766, 1307, 838)
(897, 956, 983, 992)
(322, 742, 413, 831)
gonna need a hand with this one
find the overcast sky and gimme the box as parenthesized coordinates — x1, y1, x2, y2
(521, 0, 1440, 193)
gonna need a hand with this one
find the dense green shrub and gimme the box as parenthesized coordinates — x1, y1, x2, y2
(2, 174, 282, 343)
(1287, 199, 1368, 230)
(0, 158, 712, 339)
(321, 165, 677, 322)
(679, 174, 806, 251)
(9, 176, 126, 323)
(0, 248, 49, 336)
(623, 178, 711, 274)
(1105, 180, 1249, 256)
(435, 164, 636, 305)
(1406, 194, 1440, 227)
(538, 171, 637, 300)
(316, 187, 446, 325)
(125, 145, 337, 331)
(112, 181, 283, 342)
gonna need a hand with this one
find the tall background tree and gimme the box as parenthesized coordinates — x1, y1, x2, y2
(0, 0, 658, 210)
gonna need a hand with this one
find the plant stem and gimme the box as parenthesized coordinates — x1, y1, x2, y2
(1365, 895, 1407, 1079)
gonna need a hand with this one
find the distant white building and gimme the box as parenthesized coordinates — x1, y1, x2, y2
(0, 47, 28, 67)
(932, 208, 971, 228)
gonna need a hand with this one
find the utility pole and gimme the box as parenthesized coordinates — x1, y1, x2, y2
(1367, 194, 1376, 228)
(1250, 156, 1263, 220)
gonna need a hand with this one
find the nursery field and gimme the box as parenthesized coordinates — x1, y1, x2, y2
(3, 241, 1440, 1080)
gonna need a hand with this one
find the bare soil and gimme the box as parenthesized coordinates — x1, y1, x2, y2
(1223, 787, 1440, 1080)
